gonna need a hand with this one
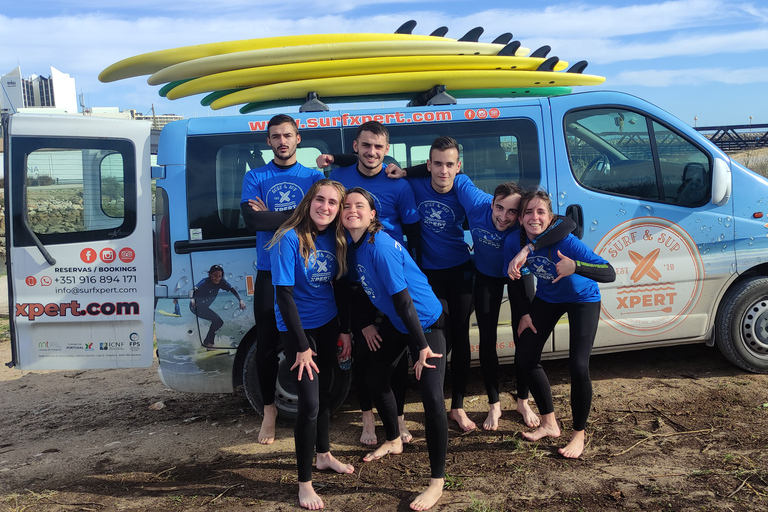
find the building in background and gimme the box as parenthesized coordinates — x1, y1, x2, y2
(1, 66, 78, 114)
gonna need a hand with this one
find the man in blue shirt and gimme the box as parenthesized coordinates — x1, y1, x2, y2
(240, 114, 324, 446)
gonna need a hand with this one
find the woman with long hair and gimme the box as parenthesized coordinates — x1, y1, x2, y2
(504, 188, 615, 459)
(267, 178, 353, 510)
(341, 187, 447, 511)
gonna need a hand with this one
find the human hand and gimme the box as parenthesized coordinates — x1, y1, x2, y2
(385, 164, 406, 179)
(316, 154, 334, 168)
(248, 197, 268, 212)
(362, 324, 382, 351)
(507, 245, 531, 280)
(338, 333, 352, 360)
(552, 250, 576, 283)
(516, 314, 537, 337)
(291, 348, 319, 381)
(239, 299, 246, 310)
(414, 346, 442, 380)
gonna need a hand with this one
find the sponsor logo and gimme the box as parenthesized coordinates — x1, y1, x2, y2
(100, 342, 125, 351)
(595, 218, 703, 335)
(119, 247, 136, 263)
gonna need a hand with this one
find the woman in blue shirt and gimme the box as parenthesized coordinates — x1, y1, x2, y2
(267, 179, 354, 510)
(342, 187, 447, 512)
(504, 188, 615, 459)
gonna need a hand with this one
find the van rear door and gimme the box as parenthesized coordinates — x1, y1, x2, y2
(3, 114, 154, 369)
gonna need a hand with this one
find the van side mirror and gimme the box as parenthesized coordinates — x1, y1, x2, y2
(712, 158, 731, 206)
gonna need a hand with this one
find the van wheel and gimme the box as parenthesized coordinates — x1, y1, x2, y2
(715, 277, 768, 374)
(242, 341, 353, 422)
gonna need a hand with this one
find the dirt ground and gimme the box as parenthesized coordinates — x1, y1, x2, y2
(1, 335, 767, 512)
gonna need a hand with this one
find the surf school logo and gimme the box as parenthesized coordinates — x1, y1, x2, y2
(268, 182, 304, 211)
(356, 264, 381, 301)
(418, 201, 455, 233)
(595, 218, 703, 336)
(472, 228, 503, 249)
(306, 250, 335, 287)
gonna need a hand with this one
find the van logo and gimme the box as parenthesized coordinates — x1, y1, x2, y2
(595, 218, 703, 336)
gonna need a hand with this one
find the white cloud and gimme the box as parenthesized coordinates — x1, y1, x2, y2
(612, 66, 768, 86)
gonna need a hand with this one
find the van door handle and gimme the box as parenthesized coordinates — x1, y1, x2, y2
(566, 204, 584, 240)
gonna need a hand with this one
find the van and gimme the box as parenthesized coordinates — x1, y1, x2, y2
(4, 90, 767, 421)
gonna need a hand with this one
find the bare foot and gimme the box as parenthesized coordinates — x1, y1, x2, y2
(398, 415, 413, 444)
(360, 410, 377, 446)
(410, 478, 444, 511)
(558, 430, 586, 459)
(449, 408, 476, 432)
(298, 481, 323, 510)
(482, 402, 502, 431)
(517, 397, 540, 428)
(363, 437, 403, 461)
(521, 413, 560, 442)
(316, 452, 355, 474)
(258, 403, 277, 445)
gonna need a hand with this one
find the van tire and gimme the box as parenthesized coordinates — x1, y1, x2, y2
(715, 277, 768, 374)
(242, 340, 353, 422)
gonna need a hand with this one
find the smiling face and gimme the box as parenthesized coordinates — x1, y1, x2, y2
(352, 130, 390, 175)
(209, 270, 223, 284)
(521, 196, 555, 239)
(491, 193, 521, 232)
(266, 122, 301, 165)
(427, 147, 461, 193)
(309, 185, 341, 231)
(342, 192, 377, 240)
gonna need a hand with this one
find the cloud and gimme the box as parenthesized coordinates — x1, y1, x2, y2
(612, 67, 768, 86)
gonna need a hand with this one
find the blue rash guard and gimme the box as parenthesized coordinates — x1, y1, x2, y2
(269, 228, 338, 332)
(330, 164, 419, 245)
(503, 232, 610, 303)
(352, 231, 442, 341)
(408, 173, 471, 270)
(240, 161, 324, 271)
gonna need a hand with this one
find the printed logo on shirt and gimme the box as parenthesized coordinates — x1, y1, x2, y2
(418, 200, 455, 233)
(595, 218, 703, 336)
(356, 264, 381, 301)
(472, 228, 503, 249)
(527, 256, 557, 282)
(305, 250, 335, 288)
(268, 182, 304, 211)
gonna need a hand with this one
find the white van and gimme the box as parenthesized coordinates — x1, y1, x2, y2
(4, 90, 767, 421)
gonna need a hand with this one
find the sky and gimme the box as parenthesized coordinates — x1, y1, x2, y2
(2, 0, 767, 127)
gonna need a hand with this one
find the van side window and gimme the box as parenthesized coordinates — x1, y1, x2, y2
(381, 119, 540, 192)
(566, 108, 711, 206)
(186, 131, 342, 240)
(11, 138, 136, 247)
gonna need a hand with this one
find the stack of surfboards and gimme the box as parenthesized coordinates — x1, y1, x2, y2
(99, 21, 605, 113)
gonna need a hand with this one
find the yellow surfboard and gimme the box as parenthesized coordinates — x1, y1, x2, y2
(165, 54, 567, 100)
(147, 40, 529, 86)
(100, 33, 498, 83)
(209, 69, 606, 110)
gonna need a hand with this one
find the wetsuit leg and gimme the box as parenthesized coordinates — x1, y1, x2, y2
(193, 303, 223, 346)
(474, 272, 505, 404)
(366, 317, 408, 441)
(513, 272, 535, 400)
(515, 298, 565, 416)
(254, 271, 280, 406)
(564, 302, 601, 431)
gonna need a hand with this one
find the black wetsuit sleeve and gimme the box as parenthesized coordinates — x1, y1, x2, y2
(404, 163, 429, 179)
(391, 288, 428, 351)
(574, 260, 617, 283)
(330, 153, 358, 167)
(240, 203, 293, 233)
(274, 285, 310, 352)
(228, 288, 242, 301)
(508, 275, 531, 317)
(402, 221, 423, 266)
(529, 215, 577, 250)
(334, 278, 352, 334)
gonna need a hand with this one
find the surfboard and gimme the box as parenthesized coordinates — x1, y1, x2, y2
(164, 54, 568, 100)
(236, 86, 574, 114)
(158, 310, 182, 317)
(209, 69, 606, 110)
(100, 32, 525, 83)
(146, 40, 530, 86)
